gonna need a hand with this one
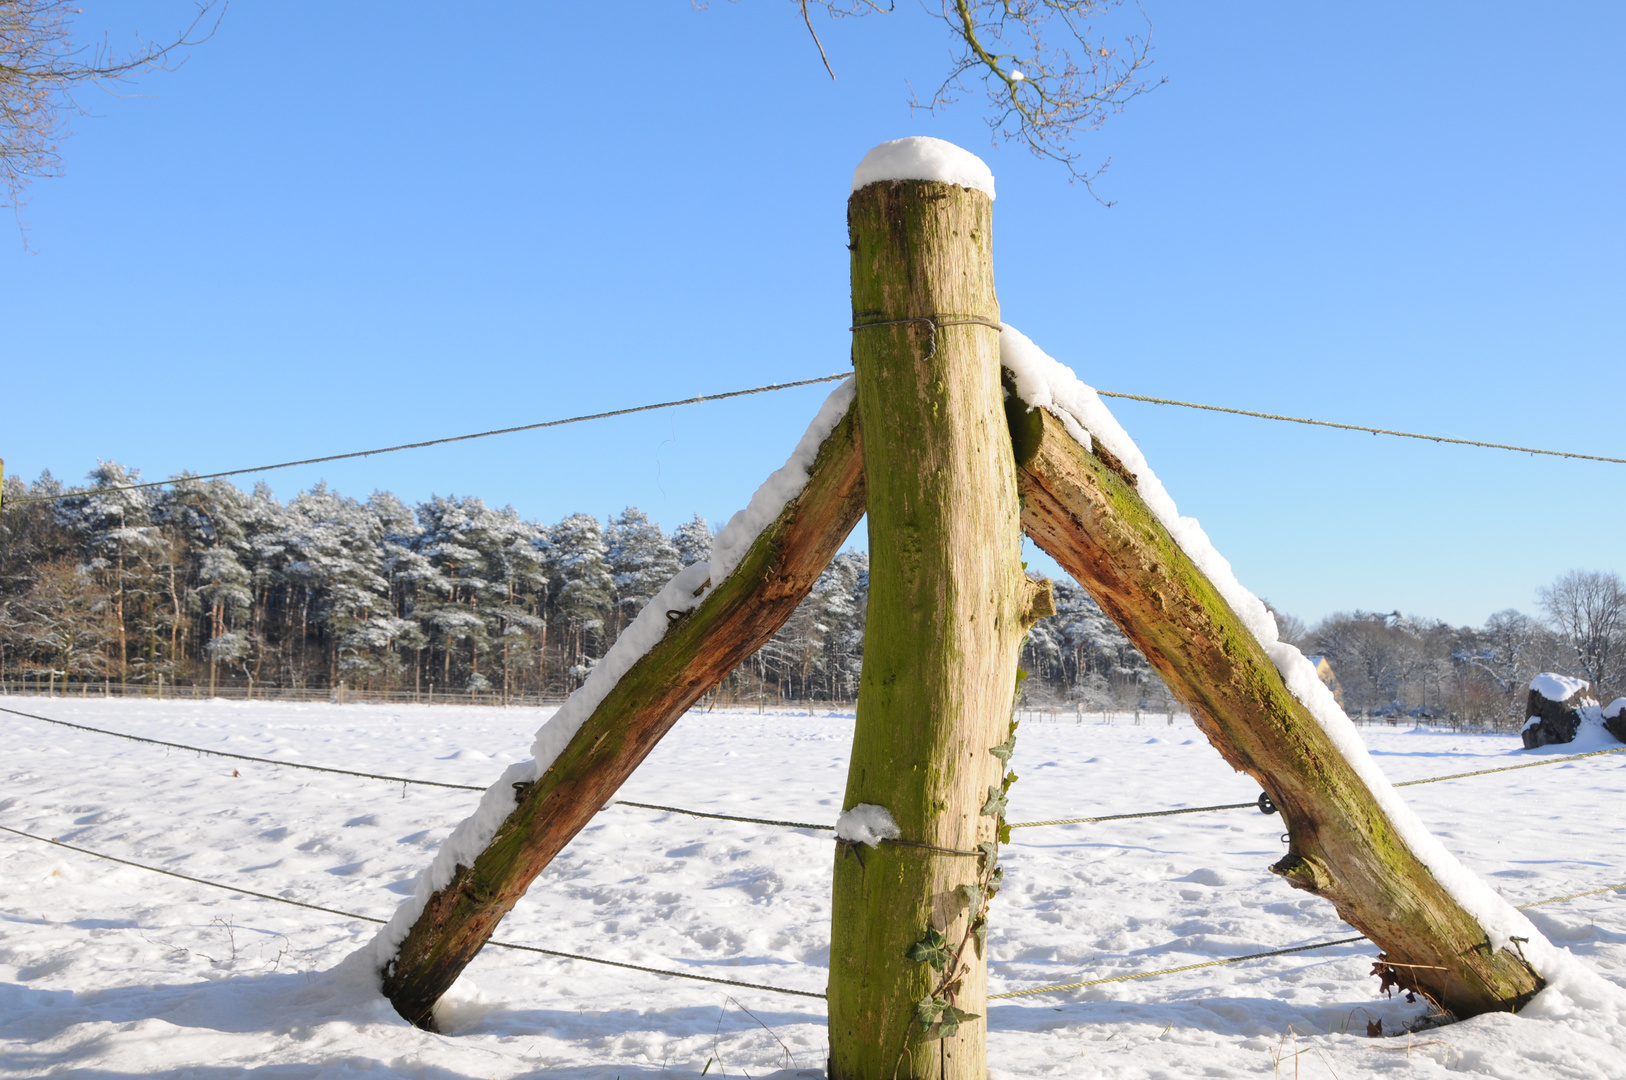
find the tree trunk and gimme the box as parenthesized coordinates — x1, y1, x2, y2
(1008, 402, 1543, 1017)
(829, 179, 1041, 1080)
(381, 399, 866, 1028)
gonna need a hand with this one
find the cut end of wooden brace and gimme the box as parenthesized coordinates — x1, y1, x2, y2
(1022, 576, 1056, 628)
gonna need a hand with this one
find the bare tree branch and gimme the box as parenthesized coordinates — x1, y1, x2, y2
(801, 1, 837, 80)
(798, 0, 1161, 202)
(796, 0, 895, 80)
(0, 0, 225, 239)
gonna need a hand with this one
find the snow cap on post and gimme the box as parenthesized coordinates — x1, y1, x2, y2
(852, 136, 996, 199)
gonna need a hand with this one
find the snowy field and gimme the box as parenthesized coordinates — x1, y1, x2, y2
(1, 695, 1623, 1079)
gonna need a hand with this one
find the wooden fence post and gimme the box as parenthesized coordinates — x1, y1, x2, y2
(380, 400, 865, 1028)
(1009, 403, 1543, 1016)
(829, 178, 1044, 1079)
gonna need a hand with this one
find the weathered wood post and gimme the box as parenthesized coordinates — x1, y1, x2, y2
(379, 397, 866, 1027)
(829, 156, 1044, 1078)
(1009, 402, 1544, 1016)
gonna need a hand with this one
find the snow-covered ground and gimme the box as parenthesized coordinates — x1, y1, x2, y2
(1, 695, 1622, 1078)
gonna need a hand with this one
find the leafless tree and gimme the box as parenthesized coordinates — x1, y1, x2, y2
(795, 1, 1162, 201)
(1462, 609, 1552, 695)
(0, 0, 223, 236)
(1539, 569, 1625, 696)
(0, 556, 111, 679)
(1262, 599, 1307, 650)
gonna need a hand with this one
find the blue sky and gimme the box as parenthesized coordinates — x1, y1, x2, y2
(3, 2, 1621, 628)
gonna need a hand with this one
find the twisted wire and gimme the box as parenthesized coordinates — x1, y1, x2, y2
(1096, 390, 1626, 465)
(0, 824, 828, 1000)
(3, 374, 853, 506)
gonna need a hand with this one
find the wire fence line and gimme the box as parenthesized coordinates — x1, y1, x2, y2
(0, 824, 827, 1001)
(1390, 745, 1626, 786)
(5, 374, 1620, 512)
(611, 800, 834, 832)
(1094, 390, 1626, 466)
(986, 935, 1372, 1000)
(6, 702, 1624, 832)
(0, 705, 487, 792)
(8, 703, 1625, 1001)
(989, 880, 1626, 1001)
(1, 374, 854, 507)
(3, 822, 1620, 1005)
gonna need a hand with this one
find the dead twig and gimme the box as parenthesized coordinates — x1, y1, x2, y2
(726, 995, 796, 1071)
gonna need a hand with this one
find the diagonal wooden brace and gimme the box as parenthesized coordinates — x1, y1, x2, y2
(1007, 400, 1542, 1018)
(382, 401, 865, 1028)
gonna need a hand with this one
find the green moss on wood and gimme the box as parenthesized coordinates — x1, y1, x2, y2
(1013, 407, 1542, 1018)
(383, 404, 866, 1029)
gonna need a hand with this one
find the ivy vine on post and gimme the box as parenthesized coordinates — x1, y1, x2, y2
(909, 674, 1025, 1047)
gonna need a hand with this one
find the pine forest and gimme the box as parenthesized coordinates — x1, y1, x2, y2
(0, 465, 1608, 728)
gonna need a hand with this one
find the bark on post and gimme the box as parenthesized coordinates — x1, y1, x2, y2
(829, 180, 1041, 1080)
(382, 401, 866, 1028)
(1009, 403, 1544, 1017)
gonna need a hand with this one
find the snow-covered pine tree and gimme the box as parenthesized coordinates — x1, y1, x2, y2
(816, 550, 868, 701)
(606, 508, 681, 640)
(56, 462, 159, 688)
(1020, 578, 1169, 709)
(414, 495, 498, 694)
(240, 482, 295, 689)
(158, 476, 254, 695)
(276, 484, 396, 690)
(549, 512, 613, 690)
(670, 512, 712, 567)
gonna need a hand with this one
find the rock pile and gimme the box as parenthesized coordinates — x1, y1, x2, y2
(1605, 698, 1626, 745)
(1522, 673, 1598, 749)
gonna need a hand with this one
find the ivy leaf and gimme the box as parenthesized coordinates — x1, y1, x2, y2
(997, 822, 1012, 845)
(973, 917, 989, 954)
(957, 883, 983, 910)
(907, 928, 952, 971)
(978, 840, 1000, 868)
(1001, 770, 1019, 793)
(988, 734, 1016, 764)
(938, 1005, 982, 1040)
(980, 785, 1008, 818)
(915, 995, 947, 1030)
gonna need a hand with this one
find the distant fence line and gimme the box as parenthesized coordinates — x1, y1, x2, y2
(0, 679, 841, 713)
(0, 678, 567, 709)
(1012, 702, 1500, 732)
(0, 680, 1517, 733)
